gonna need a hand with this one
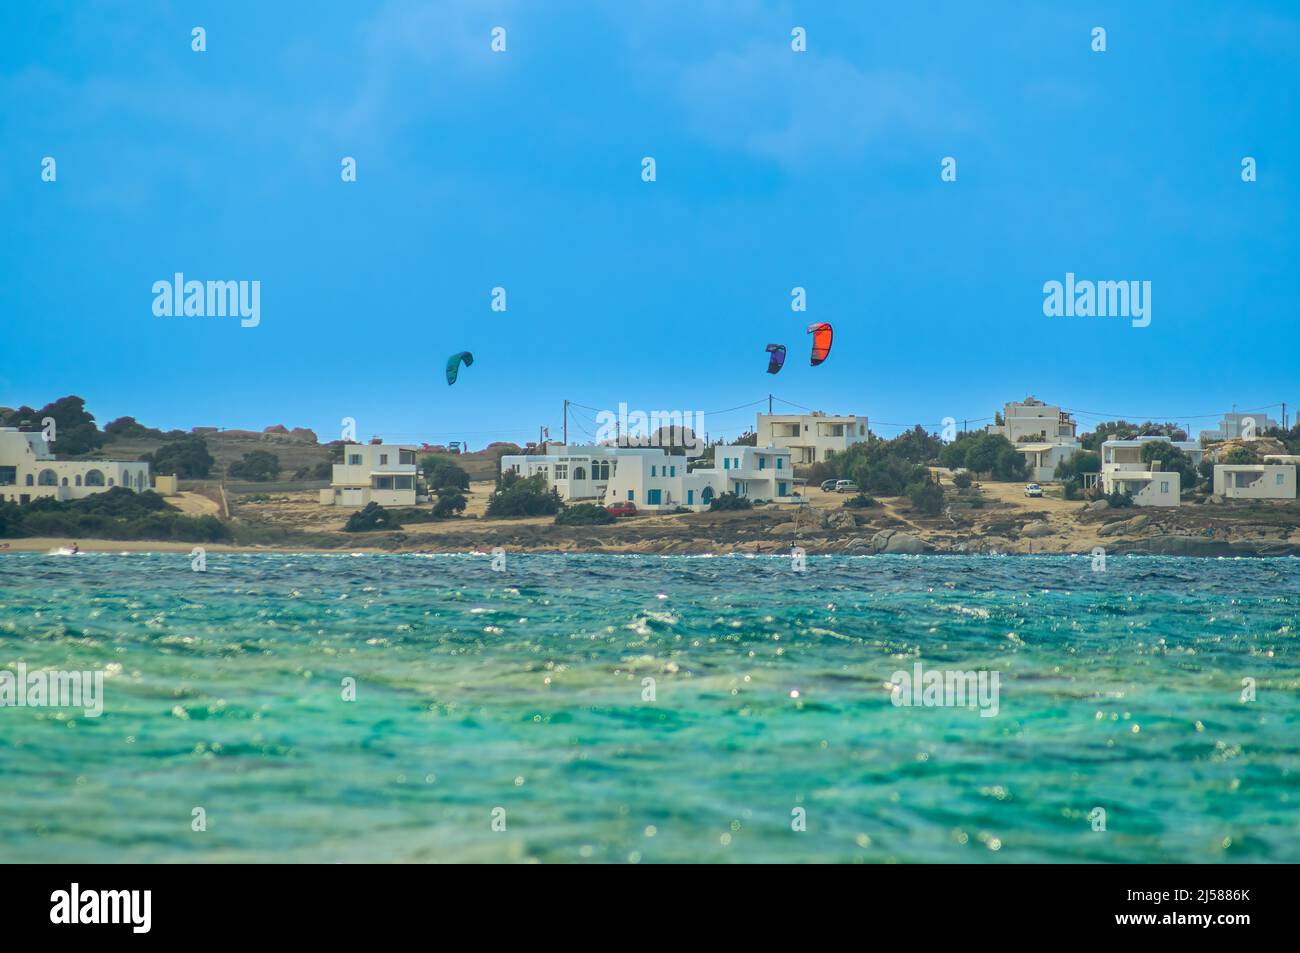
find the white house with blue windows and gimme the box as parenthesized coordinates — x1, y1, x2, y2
(602, 444, 796, 512)
(501, 442, 797, 512)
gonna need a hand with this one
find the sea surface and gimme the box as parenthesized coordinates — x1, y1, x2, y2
(1, 552, 1297, 863)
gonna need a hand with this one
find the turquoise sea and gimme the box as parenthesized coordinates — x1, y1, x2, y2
(1, 552, 1297, 863)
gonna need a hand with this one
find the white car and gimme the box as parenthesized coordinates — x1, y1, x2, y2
(1024, 483, 1043, 498)
(834, 480, 859, 493)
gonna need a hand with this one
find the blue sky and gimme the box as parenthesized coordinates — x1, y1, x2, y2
(2, 1, 1297, 447)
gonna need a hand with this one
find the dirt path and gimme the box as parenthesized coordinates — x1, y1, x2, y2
(169, 491, 222, 518)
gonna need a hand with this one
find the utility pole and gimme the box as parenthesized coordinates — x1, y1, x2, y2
(563, 399, 568, 446)
(768, 394, 773, 415)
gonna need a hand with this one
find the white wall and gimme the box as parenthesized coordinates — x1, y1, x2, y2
(1102, 469, 1180, 506)
(1213, 465, 1297, 499)
(756, 414, 867, 464)
(0, 428, 152, 503)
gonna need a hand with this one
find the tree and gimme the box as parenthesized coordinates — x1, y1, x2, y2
(2, 395, 105, 455)
(1140, 441, 1197, 492)
(1054, 449, 1101, 480)
(103, 416, 162, 440)
(143, 435, 214, 478)
(432, 489, 467, 519)
(1081, 420, 1187, 451)
(420, 456, 470, 490)
(227, 450, 281, 481)
(907, 475, 944, 515)
(485, 472, 561, 517)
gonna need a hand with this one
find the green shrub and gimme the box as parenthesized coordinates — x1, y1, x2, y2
(227, 450, 281, 481)
(344, 501, 400, 532)
(485, 472, 561, 518)
(907, 477, 944, 515)
(1106, 490, 1135, 509)
(421, 456, 471, 490)
(432, 490, 468, 519)
(708, 492, 752, 512)
(842, 493, 877, 508)
(0, 487, 228, 542)
(952, 471, 973, 489)
(555, 503, 615, 525)
(142, 435, 215, 478)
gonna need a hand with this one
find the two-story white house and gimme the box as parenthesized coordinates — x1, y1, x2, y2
(755, 413, 868, 465)
(0, 427, 151, 504)
(601, 444, 797, 511)
(1213, 464, 1297, 500)
(498, 444, 657, 502)
(1099, 436, 1203, 507)
(985, 397, 1081, 482)
(320, 442, 424, 508)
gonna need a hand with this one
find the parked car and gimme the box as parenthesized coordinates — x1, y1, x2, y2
(605, 501, 638, 517)
(834, 480, 859, 493)
(820, 479, 839, 492)
(1024, 483, 1043, 498)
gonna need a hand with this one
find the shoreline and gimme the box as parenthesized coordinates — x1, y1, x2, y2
(4, 536, 1298, 558)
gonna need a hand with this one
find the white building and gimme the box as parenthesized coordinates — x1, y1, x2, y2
(604, 444, 797, 511)
(1101, 436, 1204, 472)
(501, 442, 798, 512)
(1101, 467, 1180, 506)
(0, 427, 151, 504)
(1199, 411, 1279, 444)
(320, 443, 424, 507)
(498, 444, 657, 502)
(985, 397, 1081, 481)
(756, 412, 868, 465)
(1098, 436, 1203, 507)
(1213, 464, 1297, 500)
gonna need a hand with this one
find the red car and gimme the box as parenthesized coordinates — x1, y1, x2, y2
(605, 501, 638, 518)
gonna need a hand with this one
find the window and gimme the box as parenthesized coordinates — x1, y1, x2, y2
(555, 464, 568, 480)
(776, 458, 783, 469)
(1277, 473, 1285, 485)
(379, 453, 389, 465)
(1160, 481, 1169, 493)
(348, 454, 362, 466)
(395, 476, 413, 490)
(25, 474, 34, 486)
(573, 466, 586, 481)
(38, 469, 58, 486)
(0, 466, 15, 486)
(759, 458, 766, 470)
(723, 458, 730, 470)
(627, 490, 634, 501)
(669, 466, 676, 477)
(399, 450, 415, 465)
(373, 476, 395, 490)
(84, 469, 106, 487)
(75, 475, 82, 486)
(647, 489, 662, 505)
(651, 465, 657, 477)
